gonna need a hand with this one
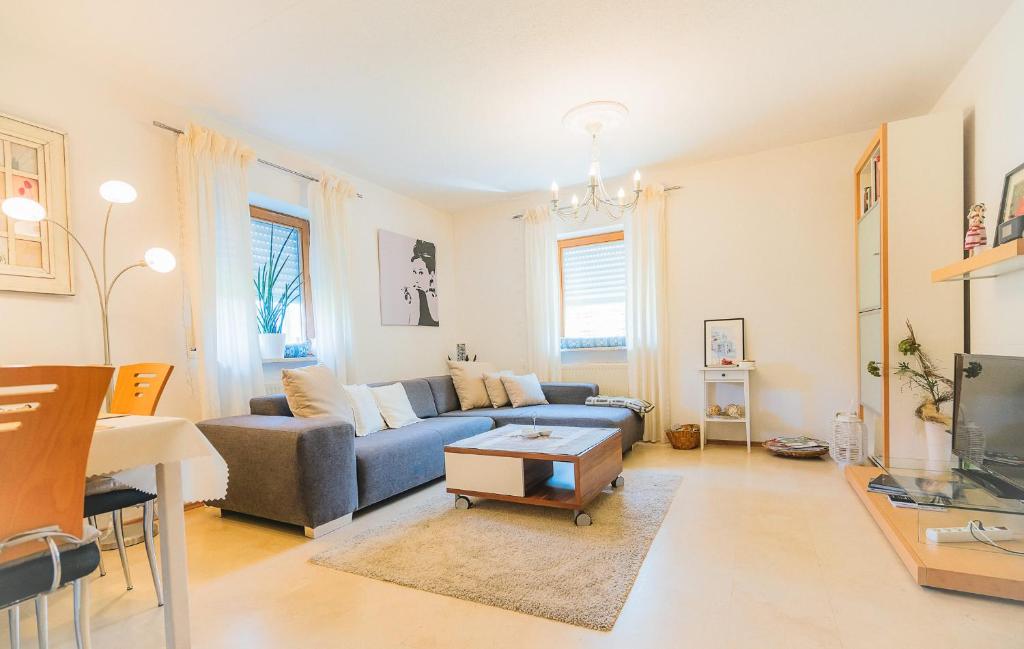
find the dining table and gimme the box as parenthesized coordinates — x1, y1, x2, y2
(88, 414, 228, 649)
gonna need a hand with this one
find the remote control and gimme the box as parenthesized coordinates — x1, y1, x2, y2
(925, 525, 1014, 544)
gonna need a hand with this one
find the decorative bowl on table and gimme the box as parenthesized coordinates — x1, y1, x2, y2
(763, 436, 830, 458)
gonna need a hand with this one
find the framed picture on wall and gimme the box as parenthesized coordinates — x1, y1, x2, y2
(378, 229, 439, 326)
(993, 161, 1024, 248)
(704, 318, 745, 367)
(0, 112, 72, 294)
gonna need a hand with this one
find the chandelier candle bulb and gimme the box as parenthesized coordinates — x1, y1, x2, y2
(571, 194, 579, 208)
(633, 170, 641, 191)
(550, 181, 559, 201)
(617, 187, 625, 204)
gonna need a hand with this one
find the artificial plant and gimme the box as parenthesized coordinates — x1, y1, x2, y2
(894, 320, 953, 423)
(254, 227, 302, 335)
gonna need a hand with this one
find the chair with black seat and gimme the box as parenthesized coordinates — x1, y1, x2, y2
(84, 362, 173, 607)
(1, 364, 113, 649)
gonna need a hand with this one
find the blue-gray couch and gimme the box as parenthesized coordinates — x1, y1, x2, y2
(196, 375, 643, 537)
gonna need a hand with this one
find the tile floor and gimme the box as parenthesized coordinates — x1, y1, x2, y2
(5, 444, 1023, 648)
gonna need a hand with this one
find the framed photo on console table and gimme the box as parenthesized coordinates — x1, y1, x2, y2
(704, 318, 744, 367)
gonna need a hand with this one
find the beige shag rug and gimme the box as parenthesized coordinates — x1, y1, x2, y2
(310, 469, 681, 631)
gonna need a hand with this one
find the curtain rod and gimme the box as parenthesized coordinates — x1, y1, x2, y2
(509, 185, 681, 219)
(152, 121, 364, 199)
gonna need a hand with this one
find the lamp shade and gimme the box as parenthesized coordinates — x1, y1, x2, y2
(1, 197, 46, 222)
(99, 180, 138, 204)
(144, 247, 176, 273)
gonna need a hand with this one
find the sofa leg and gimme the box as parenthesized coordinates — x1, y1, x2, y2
(304, 514, 353, 539)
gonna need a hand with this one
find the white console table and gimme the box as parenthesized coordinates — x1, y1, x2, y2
(699, 367, 753, 451)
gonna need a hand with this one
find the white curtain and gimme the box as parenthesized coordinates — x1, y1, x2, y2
(177, 124, 264, 419)
(523, 205, 562, 381)
(626, 185, 671, 442)
(307, 174, 357, 382)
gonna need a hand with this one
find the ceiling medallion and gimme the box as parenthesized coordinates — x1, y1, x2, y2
(550, 100, 641, 223)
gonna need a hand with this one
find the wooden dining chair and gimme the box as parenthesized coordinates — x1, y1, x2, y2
(0, 365, 112, 649)
(109, 363, 174, 416)
(85, 362, 173, 606)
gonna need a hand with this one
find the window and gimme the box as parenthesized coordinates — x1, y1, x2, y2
(558, 231, 626, 350)
(250, 206, 314, 351)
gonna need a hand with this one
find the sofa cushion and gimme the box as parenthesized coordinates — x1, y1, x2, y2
(368, 378, 438, 419)
(501, 373, 548, 407)
(411, 415, 494, 446)
(250, 394, 293, 417)
(353, 426, 446, 509)
(440, 404, 642, 452)
(425, 375, 460, 414)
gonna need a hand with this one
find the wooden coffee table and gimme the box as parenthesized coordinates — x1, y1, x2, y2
(443, 424, 623, 526)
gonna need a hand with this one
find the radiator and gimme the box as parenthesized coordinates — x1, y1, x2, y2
(560, 363, 629, 396)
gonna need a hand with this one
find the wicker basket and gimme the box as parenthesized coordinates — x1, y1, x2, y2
(666, 424, 700, 450)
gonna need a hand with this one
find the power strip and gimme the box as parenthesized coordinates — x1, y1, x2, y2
(925, 525, 1014, 544)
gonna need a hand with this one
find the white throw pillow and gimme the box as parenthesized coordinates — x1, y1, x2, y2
(370, 383, 422, 429)
(281, 365, 349, 418)
(341, 384, 387, 436)
(500, 373, 549, 408)
(447, 360, 496, 410)
(482, 371, 513, 408)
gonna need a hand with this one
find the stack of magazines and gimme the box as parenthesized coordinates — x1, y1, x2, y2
(769, 436, 828, 452)
(867, 473, 907, 496)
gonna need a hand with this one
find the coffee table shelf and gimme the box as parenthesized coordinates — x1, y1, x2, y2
(444, 425, 623, 525)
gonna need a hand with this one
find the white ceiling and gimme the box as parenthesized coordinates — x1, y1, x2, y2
(5, 0, 1011, 212)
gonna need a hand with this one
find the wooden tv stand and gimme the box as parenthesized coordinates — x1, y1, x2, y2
(845, 465, 1024, 601)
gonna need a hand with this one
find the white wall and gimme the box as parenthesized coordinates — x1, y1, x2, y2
(0, 50, 457, 420)
(932, 0, 1024, 358)
(455, 131, 872, 441)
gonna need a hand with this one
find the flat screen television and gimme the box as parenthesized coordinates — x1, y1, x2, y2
(952, 353, 1024, 499)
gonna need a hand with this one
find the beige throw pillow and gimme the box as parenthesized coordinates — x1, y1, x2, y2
(281, 365, 349, 418)
(482, 371, 513, 408)
(447, 360, 496, 410)
(500, 373, 548, 408)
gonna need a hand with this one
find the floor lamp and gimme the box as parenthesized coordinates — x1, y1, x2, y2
(2, 182, 176, 367)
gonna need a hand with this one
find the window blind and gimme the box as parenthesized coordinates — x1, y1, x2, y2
(251, 219, 303, 301)
(562, 238, 626, 341)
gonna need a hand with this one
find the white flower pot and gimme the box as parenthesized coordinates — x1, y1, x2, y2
(924, 420, 951, 466)
(258, 332, 286, 359)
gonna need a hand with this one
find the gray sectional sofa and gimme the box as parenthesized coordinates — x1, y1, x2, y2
(196, 374, 643, 537)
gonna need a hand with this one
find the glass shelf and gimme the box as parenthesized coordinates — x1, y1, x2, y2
(871, 456, 1024, 556)
(871, 456, 1024, 515)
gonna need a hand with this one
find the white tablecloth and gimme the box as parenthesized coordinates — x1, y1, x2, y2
(87, 415, 228, 503)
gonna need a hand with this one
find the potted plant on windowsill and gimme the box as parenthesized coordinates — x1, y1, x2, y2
(254, 228, 301, 360)
(894, 321, 954, 463)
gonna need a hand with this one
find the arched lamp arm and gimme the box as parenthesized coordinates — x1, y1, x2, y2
(40, 217, 111, 365)
(105, 261, 146, 305)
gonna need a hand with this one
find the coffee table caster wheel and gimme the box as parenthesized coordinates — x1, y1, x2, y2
(454, 495, 472, 510)
(611, 475, 625, 489)
(574, 511, 592, 527)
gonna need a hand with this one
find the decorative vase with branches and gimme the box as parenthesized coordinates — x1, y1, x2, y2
(894, 320, 953, 426)
(254, 227, 302, 336)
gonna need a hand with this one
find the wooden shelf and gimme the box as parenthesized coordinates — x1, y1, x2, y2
(931, 239, 1024, 282)
(705, 416, 747, 423)
(845, 465, 1024, 601)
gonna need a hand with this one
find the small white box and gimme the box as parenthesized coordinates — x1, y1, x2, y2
(445, 452, 526, 497)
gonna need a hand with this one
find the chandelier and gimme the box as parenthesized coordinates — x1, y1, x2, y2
(549, 101, 641, 223)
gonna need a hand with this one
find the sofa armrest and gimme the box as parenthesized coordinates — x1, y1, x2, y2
(541, 382, 599, 405)
(196, 415, 357, 529)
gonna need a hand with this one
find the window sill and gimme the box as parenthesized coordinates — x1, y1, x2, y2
(262, 356, 317, 365)
(562, 346, 626, 352)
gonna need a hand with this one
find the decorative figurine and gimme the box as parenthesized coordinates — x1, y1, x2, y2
(964, 202, 987, 256)
(725, 403, 745, 418)
(707, 404, 723, 417)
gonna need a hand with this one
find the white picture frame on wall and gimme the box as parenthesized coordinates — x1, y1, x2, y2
(0, 112, 72, 295)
